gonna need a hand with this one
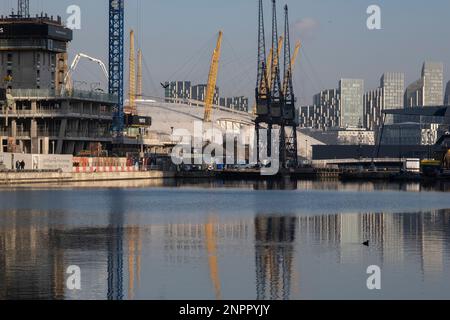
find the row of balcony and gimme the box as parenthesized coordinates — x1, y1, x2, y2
(10, 89, 118, 104)
(8, 108, 112, 118)
(0, 129, 110, 139)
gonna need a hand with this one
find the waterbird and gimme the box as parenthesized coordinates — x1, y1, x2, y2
(362, 240, 370, 247)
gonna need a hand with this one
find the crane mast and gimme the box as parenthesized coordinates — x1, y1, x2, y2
(203, 31, 223, 123)
(269, 0, 283, 120)
(137, 49, 143, 101)
(109, 0, 125, 134)
(128, 29, 136, 113)
(281, 4, 298, 167)
(255, 0, 270, 116)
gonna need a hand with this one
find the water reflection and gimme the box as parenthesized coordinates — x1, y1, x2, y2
(1, 207, 450, 299)
(255, 215, 297, 300)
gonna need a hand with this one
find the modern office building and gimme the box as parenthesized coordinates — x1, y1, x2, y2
(381, 72, 405, 110)
(191, 84, 219, 106)
(381, 123, 441, 146)
(339, 79, 364, 128)
(298, 89, 340, 130)
(364, 72, 405, 130)
(163, 80, 249, 112)
(364, 88, 384, 131)
(405, 62, 444, 107)
(422, 62, 444, 106)
(219, 96, 249, 112)
(164, 81, 192, 102)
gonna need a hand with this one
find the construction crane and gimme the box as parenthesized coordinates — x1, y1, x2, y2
(291, 40, 301, 72)
(109, 0, 125, 134)
(17, 0, 29, 17)
(62, 53, 109, 94)
(203, 31, 223, 123)
(128, 30, 136, 112)
(137, 49, 143, 101)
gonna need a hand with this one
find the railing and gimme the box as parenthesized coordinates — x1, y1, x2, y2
(11, 89, 118, 104)
(10, 108, 113, 118)
(66, 131, 111, 139)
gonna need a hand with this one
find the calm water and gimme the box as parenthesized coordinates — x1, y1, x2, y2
(1, 180, 450, 300)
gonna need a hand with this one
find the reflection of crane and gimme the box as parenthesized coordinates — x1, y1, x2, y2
(204, 31, 223, 123)
(205, 217, 221, 300)
(62, 53, 109, 94)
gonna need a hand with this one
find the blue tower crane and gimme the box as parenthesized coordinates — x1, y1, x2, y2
(109, 0, 125, 135)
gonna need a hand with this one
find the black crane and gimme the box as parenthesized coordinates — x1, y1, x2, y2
(254, 0, 299, 169)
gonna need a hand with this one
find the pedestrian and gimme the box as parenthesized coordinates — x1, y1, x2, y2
(15, 160, 19, 171)
(20, 160, 25, 171)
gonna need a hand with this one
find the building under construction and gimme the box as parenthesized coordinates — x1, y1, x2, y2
(0, 6, 118, 155)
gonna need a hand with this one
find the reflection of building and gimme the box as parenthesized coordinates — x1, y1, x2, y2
(254, 215, 297, 300)
(0, 211, 135, 300)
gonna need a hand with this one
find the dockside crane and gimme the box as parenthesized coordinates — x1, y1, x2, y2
(203, 31, 223, 123)
(281, 4, 298, 167)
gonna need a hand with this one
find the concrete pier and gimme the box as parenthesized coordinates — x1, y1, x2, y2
(0, 170, 175, 185)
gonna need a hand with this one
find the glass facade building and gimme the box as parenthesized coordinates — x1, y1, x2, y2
(339, 79, 364, 128)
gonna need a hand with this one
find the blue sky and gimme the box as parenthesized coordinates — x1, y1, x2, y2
(2, 0, 450, 105)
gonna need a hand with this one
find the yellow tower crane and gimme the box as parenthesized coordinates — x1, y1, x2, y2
(137, 49, 143, 101)
(283, 40, 301, 94)
(291, 40, 301, 72)
(204, 31, 223, 123)
(128, 30, 136, 113)
(266, 35, 283, 89)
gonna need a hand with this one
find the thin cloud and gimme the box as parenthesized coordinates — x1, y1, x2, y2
(292, 17, 320, 40)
